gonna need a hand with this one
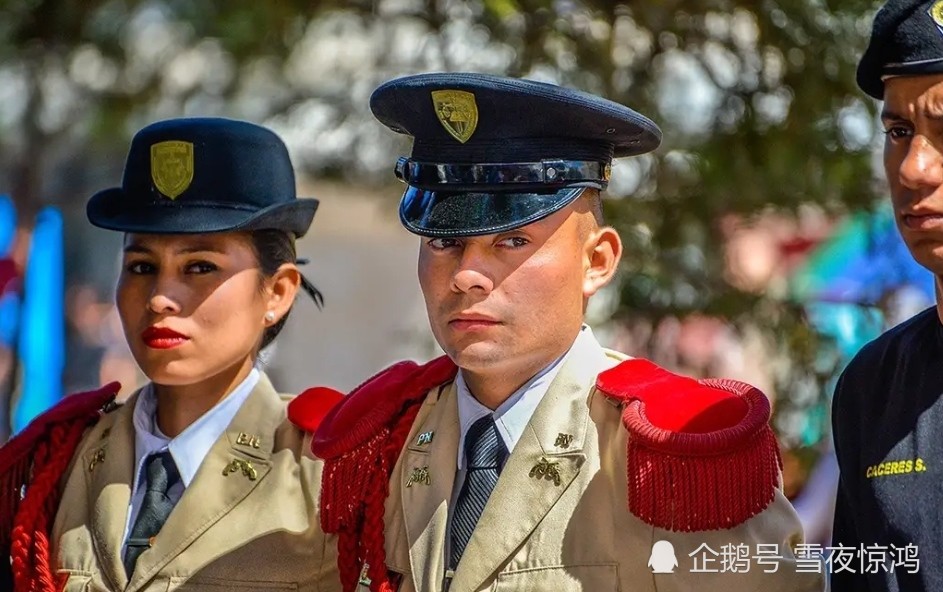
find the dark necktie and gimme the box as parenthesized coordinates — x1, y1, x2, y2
(450, 415, 507, 569)
(123, 450, 181, 577)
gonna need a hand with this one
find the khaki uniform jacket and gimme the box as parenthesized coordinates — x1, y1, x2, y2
(372, 333, 825, 592)
(51, 373, 340, 592)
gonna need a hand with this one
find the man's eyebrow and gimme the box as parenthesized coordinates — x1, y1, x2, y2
(880, 107, 943, 123)
(880, 108, 906, 121)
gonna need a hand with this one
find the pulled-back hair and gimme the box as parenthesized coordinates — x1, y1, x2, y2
(249, 229, 322, 351)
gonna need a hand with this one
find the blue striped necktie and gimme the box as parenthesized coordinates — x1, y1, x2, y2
(450, 415, 507, 569)
(123, 450, 180, 577)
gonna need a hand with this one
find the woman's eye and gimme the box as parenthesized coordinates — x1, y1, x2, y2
(187, 261, 218, 274)
(124, 261, 154, 274)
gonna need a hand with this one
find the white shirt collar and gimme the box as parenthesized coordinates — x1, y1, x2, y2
(132, 367, 261, 488)
(455, 326, 590, 469)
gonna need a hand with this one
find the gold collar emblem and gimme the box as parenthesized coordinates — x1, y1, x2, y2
(554, 433, 574, 449)
(431, 90, 478, 143)
(406, 466, 431, 487)
(529, 457, 562, 486)
(150, 140, 194, 199)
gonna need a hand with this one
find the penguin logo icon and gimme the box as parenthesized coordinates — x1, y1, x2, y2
(648, 540, 679, 574)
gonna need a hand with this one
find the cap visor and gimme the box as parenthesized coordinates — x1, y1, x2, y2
(399, 186, 585, 237)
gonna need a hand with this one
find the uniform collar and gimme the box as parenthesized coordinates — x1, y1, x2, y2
(132, 367, 261, 487)
(455, 325, 592, 469)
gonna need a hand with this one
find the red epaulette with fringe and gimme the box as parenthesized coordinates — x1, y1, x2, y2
(0, 382, 120, 592)
(292, 357, 457, 592)
(596, 359, 781, 533)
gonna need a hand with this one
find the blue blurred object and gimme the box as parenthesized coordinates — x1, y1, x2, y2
(13, 207, 65, 432)
(788, 203, 932, 448)
(0, 293, 19, 348)
(806, 301, 885, 362)
(0, 195, 15, 255)
(791, 205, 934, 305)
(0, 195, 19, 348)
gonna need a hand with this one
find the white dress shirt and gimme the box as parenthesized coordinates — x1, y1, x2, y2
(454, 326, 592, 469)
(455, 353, 565, 471)
(455, 327, 599, 481)
(122, 368, 260, 551)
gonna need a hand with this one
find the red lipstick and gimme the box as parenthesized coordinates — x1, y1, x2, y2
(141, 326, 189, 349)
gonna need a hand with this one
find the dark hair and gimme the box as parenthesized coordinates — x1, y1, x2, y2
(585, 188, 605, 224)
(250, 229, 323, 350)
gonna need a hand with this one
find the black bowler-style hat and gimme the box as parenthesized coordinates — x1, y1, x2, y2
(858, 0, 943, 99)
(87, 117, 318, 237)
(369, 72, 662, 237)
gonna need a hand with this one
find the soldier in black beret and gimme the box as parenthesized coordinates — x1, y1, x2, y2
(0, 117, 343, 591)
(832, 2, 943, 591)
(291, 73, 824, 592)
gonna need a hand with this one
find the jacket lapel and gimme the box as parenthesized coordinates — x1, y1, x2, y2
(450, 330, 614, 591)
(84, 390, 138, 591)
(125, 373, 284, 592)
(400, 382, 459, 592)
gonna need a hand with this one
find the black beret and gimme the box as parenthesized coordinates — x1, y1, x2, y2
(858, 0, 943, 99)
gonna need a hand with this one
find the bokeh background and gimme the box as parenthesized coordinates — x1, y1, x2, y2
(0, 0, 930, 546)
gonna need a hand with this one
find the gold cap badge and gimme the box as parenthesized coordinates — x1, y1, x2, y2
(931, 0, 943, 28)
(431, 90, 478, 144)
(150, 140, 194, 199)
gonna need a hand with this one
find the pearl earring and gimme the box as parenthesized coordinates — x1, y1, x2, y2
(265, 311, 276, 323)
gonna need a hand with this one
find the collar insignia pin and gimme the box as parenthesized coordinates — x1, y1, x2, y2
(554, 433, 574, 448)
(236, 432, 261, 449)
(416, 431, 434, 446)
(529, 457, 562, 486)
(406, 466, 431, 487)
(222, 458, 258, 481)
(88, 449, 106, 472)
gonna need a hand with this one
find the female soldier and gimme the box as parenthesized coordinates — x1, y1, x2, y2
(0, 117, 342, 591)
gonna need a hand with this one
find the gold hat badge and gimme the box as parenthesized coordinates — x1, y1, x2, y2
(931, 0, 943, 29)
(431, 90, 478, 143)
(150, 140, 194, 200)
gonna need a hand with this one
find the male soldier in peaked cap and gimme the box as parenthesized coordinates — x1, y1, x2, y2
(292, 73, 824, 592)
(832, 1, 943, 591)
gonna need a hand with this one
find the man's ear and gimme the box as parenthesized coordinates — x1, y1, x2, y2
(582, 226, 622, 298)
(264, 263, 301, 324)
